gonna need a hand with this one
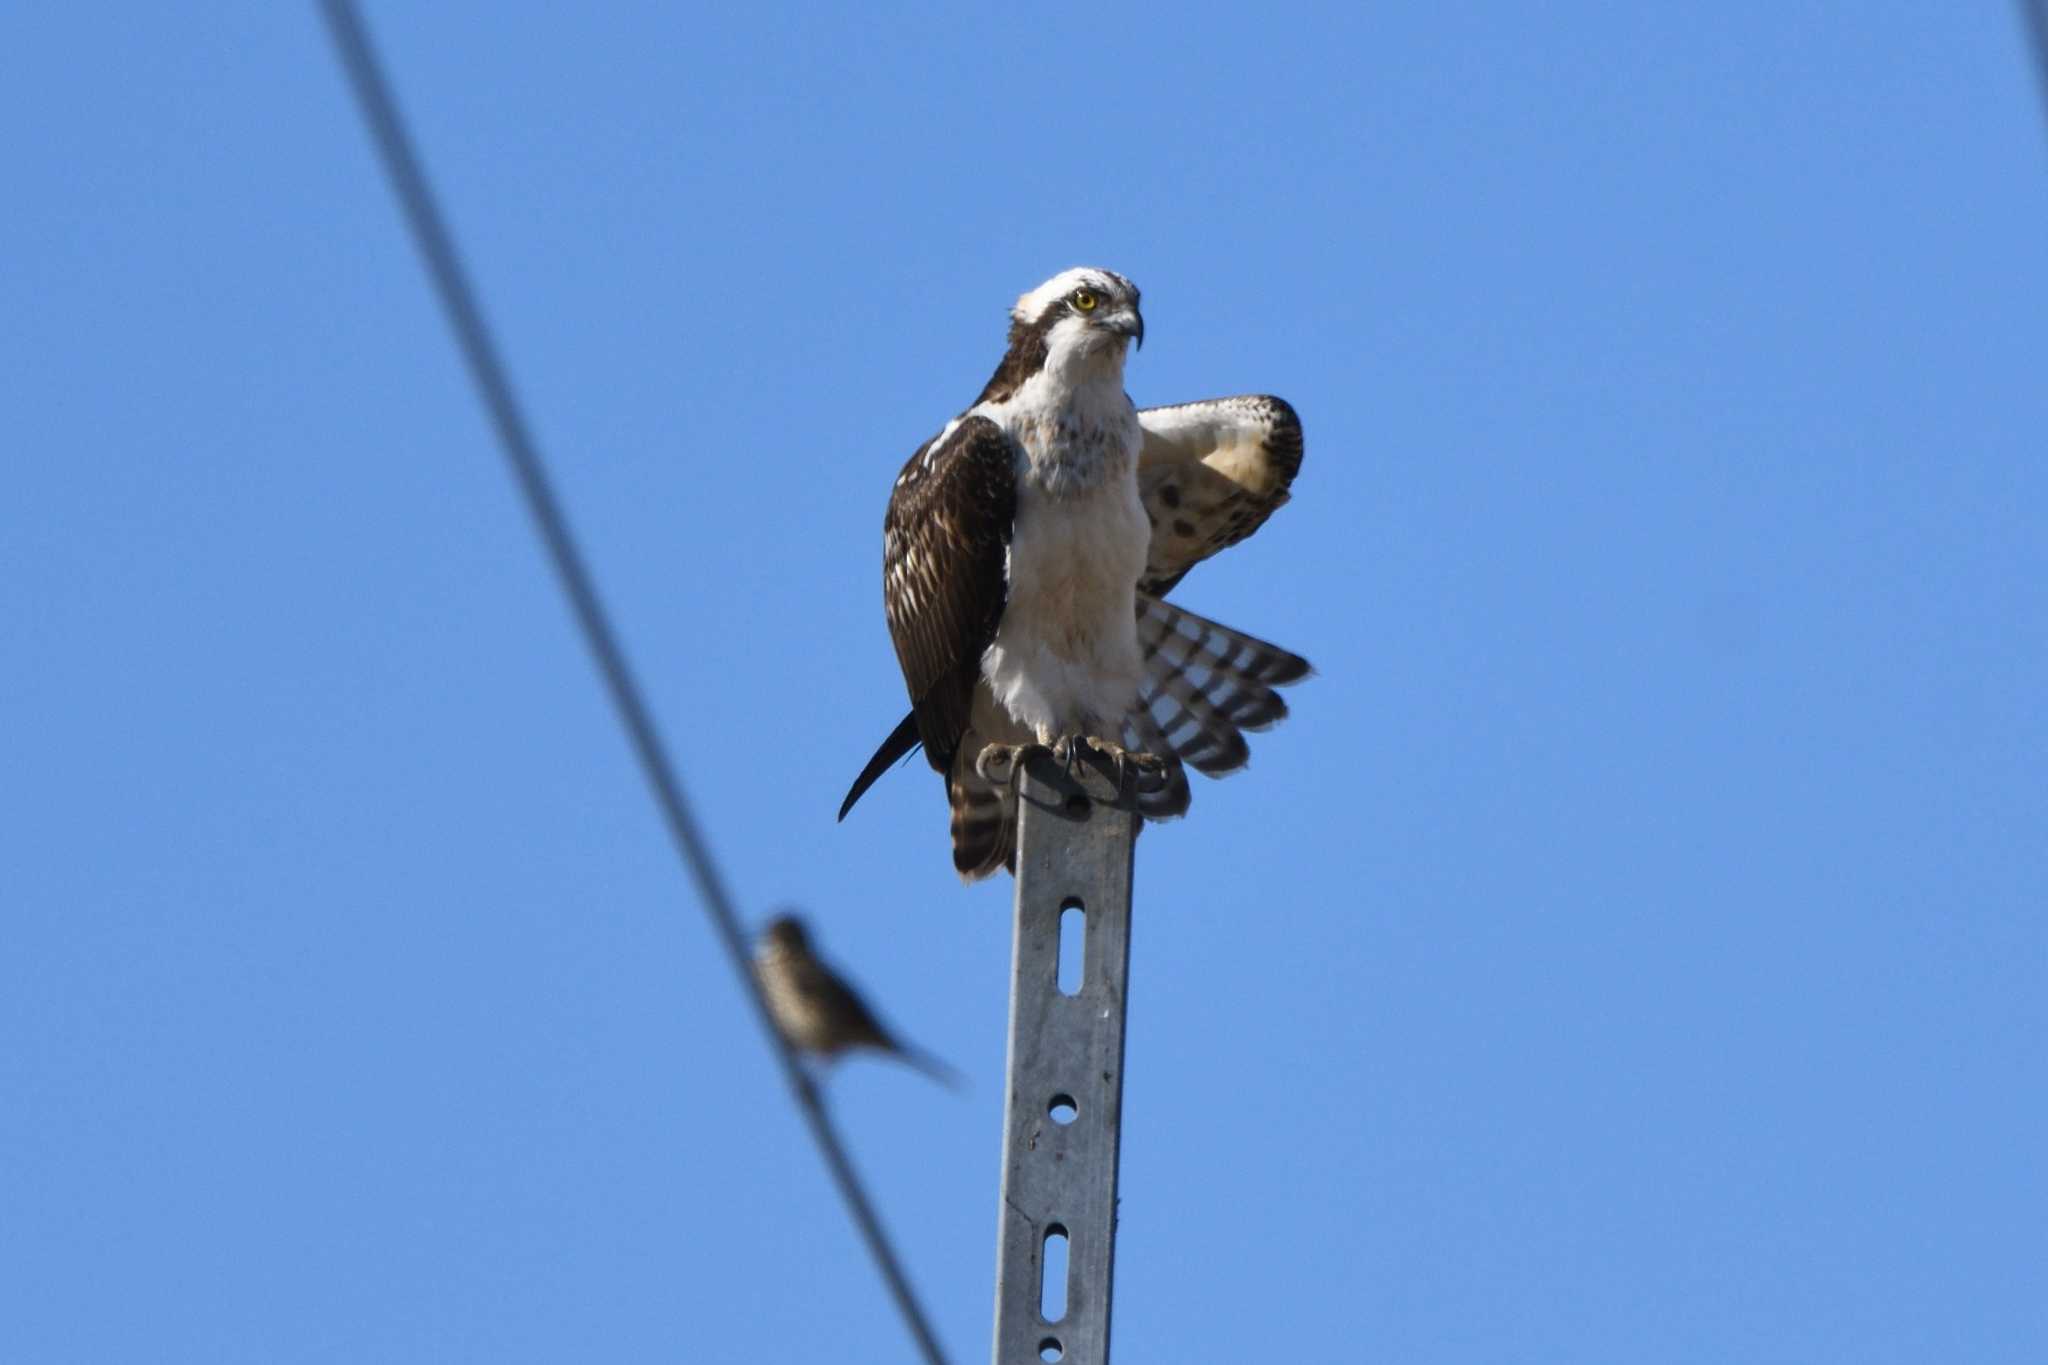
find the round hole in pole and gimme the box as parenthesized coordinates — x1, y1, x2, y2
(1048, 1093, 1078, 1125)
(1038, 1338, 1064, 1362)
(1063, 789, 1089, 816)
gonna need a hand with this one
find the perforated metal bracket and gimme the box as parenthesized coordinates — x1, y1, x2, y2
(990, 750, 1139, 1365)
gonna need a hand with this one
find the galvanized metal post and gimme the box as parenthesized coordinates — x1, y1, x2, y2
(990, 751, 1139, 1365)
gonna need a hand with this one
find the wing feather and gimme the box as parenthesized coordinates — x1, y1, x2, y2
(1136, 394, 1303, 596)
(881, 415, 1017, 770)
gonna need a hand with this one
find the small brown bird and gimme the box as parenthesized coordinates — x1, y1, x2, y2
(754, 914, 961, 1088)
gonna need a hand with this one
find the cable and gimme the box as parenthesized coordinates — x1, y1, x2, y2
(314, 6, 951, 1362)
(2022, 1, 2048, 134)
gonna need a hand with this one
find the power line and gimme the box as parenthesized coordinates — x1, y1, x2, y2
(2021, 0, 2048, 134)
(313, 6, 950, 1362)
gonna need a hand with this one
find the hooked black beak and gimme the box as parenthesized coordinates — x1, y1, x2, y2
(1108, 308, 1145, 350)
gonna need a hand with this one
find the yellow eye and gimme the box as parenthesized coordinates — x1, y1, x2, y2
(1070, 288, 1099, 312)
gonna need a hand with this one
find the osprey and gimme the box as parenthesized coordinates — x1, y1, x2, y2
(841, 267, 1310, 880)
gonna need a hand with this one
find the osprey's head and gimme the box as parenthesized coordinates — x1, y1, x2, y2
(974, 267, 1144, 404)
(1014, 266, 1143, 360)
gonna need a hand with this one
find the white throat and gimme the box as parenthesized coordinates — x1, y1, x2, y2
(975, 346, 1136, 499)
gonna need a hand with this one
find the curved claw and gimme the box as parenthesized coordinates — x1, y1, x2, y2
(1121, 749, 1173, 795)
(1075, 736, 1172, 795)
(975, 741, 1050, 787)
(990, 737, 1173, 799)
(974, 743, 1018, 786)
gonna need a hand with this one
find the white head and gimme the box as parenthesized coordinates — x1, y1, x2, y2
(974, 267, 1145, 404)
(1012, 266, 1144, 367)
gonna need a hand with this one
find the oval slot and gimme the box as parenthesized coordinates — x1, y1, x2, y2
(1057, 899, 1085, 996)
(1040, 1224, 1070, 1324)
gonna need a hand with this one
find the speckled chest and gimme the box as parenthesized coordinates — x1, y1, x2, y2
(988, 381, 1141, 499)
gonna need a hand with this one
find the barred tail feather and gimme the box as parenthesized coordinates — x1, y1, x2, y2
(1123, 707, 1193, 820)
(1136, 593, 1308, 692)
(1128, 593, 1310, 785)
(948, 744, 1015, 882)
(1142, 669, 1251, 776)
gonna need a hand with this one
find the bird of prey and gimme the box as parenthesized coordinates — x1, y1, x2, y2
(839, 267, 1309, 880)
(754, 914, 961, 1087)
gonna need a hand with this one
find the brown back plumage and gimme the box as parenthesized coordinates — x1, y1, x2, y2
(880, 416, 1017, 770)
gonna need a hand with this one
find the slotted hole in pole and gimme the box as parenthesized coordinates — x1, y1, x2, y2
(1057, 898, 1085, 996)
(1040, 1224, 1070, 1324)
(1048, 1093, 1077, 1125)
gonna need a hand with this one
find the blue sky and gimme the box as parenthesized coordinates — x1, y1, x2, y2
(5, 3, 2045, 1361)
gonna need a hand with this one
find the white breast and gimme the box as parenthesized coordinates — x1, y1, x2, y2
(975, 375, 1148, 742)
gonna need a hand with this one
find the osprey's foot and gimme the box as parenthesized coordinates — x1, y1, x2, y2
(974, 742, 1046, 787)
(1084, 736, 1173, 795)
(1049, 735, 1172, 795)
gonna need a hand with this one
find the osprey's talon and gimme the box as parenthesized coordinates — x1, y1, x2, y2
(1079, 736, 1171, 794)
(975, 743, 1020, 785)
(1122, 748, 1173, 795)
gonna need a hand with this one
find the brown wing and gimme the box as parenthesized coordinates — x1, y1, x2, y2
(789, 953, 893, 1052)
(881, 414, 1017, 770)
(1136, 395, 1303, 596)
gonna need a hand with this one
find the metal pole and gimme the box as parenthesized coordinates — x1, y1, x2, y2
(990, 751, 1139, 1365)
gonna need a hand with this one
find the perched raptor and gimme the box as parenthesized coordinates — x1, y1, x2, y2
(840, 267, 1309, 880)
